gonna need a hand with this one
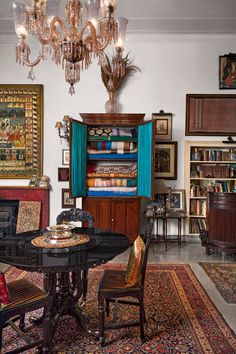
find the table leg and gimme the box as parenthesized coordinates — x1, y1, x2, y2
(163, 219, 168, 251)
(178, 218, 182, 247)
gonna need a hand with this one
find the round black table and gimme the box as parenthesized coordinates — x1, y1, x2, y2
(0, 227, 130, 350)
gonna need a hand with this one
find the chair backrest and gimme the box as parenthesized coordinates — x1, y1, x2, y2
(56, 208, 94, 227)
(207, 192, 236, 243)
(125, 219, 154, 289)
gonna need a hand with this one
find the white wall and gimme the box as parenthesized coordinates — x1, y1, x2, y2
(0, 33, 236, 224)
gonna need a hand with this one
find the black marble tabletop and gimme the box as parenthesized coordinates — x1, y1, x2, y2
(0, 227, 131, 273)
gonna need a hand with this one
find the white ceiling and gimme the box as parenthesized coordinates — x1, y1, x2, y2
(1, 0, 236, 34)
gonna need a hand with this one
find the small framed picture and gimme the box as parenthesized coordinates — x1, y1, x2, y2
(219, 54, 236, 89)
(154, 141, 177, 180)
(58, 167, 69, 182)
(62, 149, 70, 165)
(152, 110, 172, 141)
(28, 175, 39, 187)
(168, 189, 186, 212)
(61, 188, 76, 208)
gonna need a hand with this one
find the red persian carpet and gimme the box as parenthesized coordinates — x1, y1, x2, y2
(3, 264, 236, 353)
(199, 262, 236, 303)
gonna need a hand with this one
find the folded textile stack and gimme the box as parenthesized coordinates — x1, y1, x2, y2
(87, 162, 137, 196)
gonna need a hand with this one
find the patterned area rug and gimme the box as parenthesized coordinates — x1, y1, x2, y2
(3, 264, 236, 353)
(199, 262, 236, 303)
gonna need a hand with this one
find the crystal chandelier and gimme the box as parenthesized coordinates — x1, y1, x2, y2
(11, 0, 129, 95)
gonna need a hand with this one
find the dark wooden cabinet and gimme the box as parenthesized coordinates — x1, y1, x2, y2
(83, 197, 140, 242)
(70, 113, 154, 242)
(199, 192, 236, 255)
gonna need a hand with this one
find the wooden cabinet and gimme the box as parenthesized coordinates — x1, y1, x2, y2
(184, 141, 236, 236)
(70, 113, 154, 241)
(82, 197, 140, 242)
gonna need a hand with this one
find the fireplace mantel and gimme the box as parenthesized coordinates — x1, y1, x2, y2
(0, 186, 50, 228)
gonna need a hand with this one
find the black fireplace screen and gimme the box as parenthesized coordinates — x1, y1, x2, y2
(0, 200, 19, 237)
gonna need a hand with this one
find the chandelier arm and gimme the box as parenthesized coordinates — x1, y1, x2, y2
(22, 54, 43, 67)
(35, 16, 66, 45)
(81, 22, 110, 53)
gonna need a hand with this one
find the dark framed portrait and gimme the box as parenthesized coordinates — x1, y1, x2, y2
(154, 141, 177, 180)
(152, 111, 172, 141)
(219, 54, 236, 89)
(58, 167, 69, 182)
(168, 189, 186, 212)
(61, 188, 76, 208)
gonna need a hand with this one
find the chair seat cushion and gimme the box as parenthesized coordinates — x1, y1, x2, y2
(0, 272, 10, 305)
(99, 270, 130, 293)
(3, 278, 47, 310)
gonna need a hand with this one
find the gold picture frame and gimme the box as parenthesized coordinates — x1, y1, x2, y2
(154, 141, 177, 180)
(0, 84, 43, 178)
(152, 111, 172, 141)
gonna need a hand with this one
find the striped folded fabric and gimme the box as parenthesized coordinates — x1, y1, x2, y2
(90, 141, 136, 153)
(88, 187, 137, 192)
(87, 147, 138, 155)
(87, 178, 137, 187)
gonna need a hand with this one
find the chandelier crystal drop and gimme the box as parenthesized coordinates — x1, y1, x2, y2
(11, 0, 128, 94)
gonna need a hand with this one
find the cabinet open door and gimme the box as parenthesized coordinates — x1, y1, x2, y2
(137, 121, 154, 199)
(70, 119, 87, 198)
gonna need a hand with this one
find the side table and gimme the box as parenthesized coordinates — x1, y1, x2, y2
(146, 212, 186, 250)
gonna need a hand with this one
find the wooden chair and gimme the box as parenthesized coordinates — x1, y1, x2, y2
(0, 272, 51, 353)
(198, 192, 236, 256)
(97, 220, 153, 347)
(56, 208, 95, 302)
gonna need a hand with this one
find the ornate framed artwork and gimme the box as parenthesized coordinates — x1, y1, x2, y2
(58, 167, 69, 182)
(152, 110, 172, 141)
(62, 149, 70, 165)
(0, 84, 43, 178)
(62, 188, 76, 208)
(154, 141, 177, 180)
(168, 189, 186, 212)
(219, 53, 236, 89)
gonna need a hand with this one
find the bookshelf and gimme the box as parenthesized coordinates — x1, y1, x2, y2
(184, 141, 236, 235)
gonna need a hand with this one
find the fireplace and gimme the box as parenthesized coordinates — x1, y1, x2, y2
(0, 187, 50, 229)
(0, 200, 19, 237)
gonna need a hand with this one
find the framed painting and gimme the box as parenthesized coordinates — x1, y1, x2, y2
(62, 188, 76, 208)
(0, 84, 43, 178)
(219, 54, 236, 89)
(168, 189, 186, 212)
(58, 167, 69, 182)
(152, 111, 172, 140)
(154, 141, 177, 180)
(62, 149, 70, 165)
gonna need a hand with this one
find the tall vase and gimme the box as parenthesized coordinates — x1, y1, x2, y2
(105, 91, 119, 113)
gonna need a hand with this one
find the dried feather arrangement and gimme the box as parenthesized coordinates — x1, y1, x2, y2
(101, 52, 141, 112)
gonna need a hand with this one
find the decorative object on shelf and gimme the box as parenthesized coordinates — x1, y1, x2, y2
(62, 188, 76, 208)
(62, 149, 70, 166)
(11, 0, 127, 95)
(58, 168, 69, 182)
(101, 51, 140, 113)
(154, 142, 177, 180)
(0, 84, 43, 179)
(38, 175, 51, 188)
(55, 115, 70, 142)
(219, 53, 236, 89)
(168, 189, 186, 213)
(28, 175, 39, 187)
(222, 136, 236, 144)
(185, 94, 236, 136)
(146, 204, 156, 217)
(152, 110, 172, 141)
(154, 179, 169, 215)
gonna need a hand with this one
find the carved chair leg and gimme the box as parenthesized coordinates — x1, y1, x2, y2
(105, 299, 110, 317)
(19, 314, 26, 330)
(98, 298, 105, 347)
(42, 304, 52, 354)
(82, 270, 88, 303)
(139, 296, 145, 342)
